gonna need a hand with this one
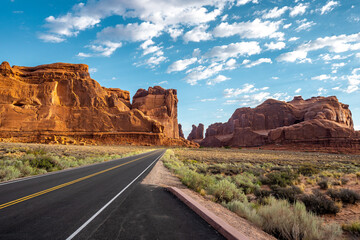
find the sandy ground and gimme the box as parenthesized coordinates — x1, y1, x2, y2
(142, 159, 275, 240)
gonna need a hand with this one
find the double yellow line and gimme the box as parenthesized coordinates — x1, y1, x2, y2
(0, 151, 158, 210)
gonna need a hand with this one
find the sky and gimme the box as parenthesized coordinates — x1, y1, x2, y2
(1, 0, 360, 137)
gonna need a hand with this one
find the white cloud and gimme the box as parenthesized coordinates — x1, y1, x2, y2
(77, 52, 92, 58)
(89, 68, 97, 73)
(290, 3, 309, 17)
(332, 62, 346, 69)
(97, 22, 163, 42)
(320, 1, 340, 15)
(157, 80, 168, 85)
(183, 24, 212, 43)
(262, 6, 289, 19)
(167, 28, 183, 40)
(356, 53, 360, 58)
(272, 76, 279, 80)
(88, 41, 122, 57)
(288, 37, 299, 41)
(213, 18, 284, 40)
(345, 68, 360, 93)
(265, 41, 285, 50)
(224, 90, 290, 107)
(295, 88, 301, 93)
(38, 34, 65, 43)
(224, 84, 269, 98)
(206, 75, 230, 85)
(317, 87, 327, 95)
(283, 23, 292, 29)
(244, 58, 272, 68)
(311, 74, 332, 81)
(206, 42, 261, 61)
(185, 62, 223, 85)
(278, 32, 360, 62)
(226, 58, 237, 69)
(167, 57, 197, 73)
(236, 0, 258, 6)
(145, 55, 167, 68)
(295, 19, 315, 32)
(200, 98, 217, 102)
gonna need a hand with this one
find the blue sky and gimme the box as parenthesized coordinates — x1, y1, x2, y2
(1, 0, 360, 137)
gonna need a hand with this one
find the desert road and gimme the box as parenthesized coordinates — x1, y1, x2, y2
(0, 150, 224, 240)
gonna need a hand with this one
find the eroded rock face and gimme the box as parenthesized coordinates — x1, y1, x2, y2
(0, 62, 196, 147)
(132, 86, 179, 138)
(178, 124, 185, 138)
(187, 123, 204, 141)
(201, 96, 359, 150)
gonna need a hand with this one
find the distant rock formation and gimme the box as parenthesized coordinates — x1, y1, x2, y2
(0, 61, 197, 147)
(178, 124, 185, 138)
(200, 96, 360, 152)
(187, 123, 204, 141)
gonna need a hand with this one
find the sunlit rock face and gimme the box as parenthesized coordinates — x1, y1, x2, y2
(0, 61, 197, 147)
(200, 96, 359, 150)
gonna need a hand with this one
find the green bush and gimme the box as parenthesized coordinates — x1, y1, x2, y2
(208, 179, 246, 203)
(298, 164, 320, 176)
(258, 197, 342, 240)
(29, 155, 62, 171)
(263, 170, 298, 187)
(300, 191, 339, 215)
(271, 186, 303, 203)
(327, 189, 360, 204)
(179, 169, 214, 192)
(318, 179, 329, 190)
(223, 200, 262, 226)
(342, 221, 360, 235)
(232, 173, 260, 194)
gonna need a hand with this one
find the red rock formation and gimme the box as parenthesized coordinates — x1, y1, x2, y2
(0, 61, 197, 147)
(178, 124, 185, 138)
(187, 124, 204, 141)
(201, 96, 360, 152)
(132, 86, 179, 138)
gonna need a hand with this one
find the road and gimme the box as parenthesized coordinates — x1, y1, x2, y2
(0, 149, 224, 240)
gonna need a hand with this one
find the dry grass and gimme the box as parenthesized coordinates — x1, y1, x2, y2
(165, 147, 360, 240)
(0, 142, 153, 182)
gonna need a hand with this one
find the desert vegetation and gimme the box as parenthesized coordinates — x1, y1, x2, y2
(163, 148, 360, 240)
(0, 142, 152, 182)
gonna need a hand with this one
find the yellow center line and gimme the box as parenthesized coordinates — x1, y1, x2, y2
(0, 151, 158, 210)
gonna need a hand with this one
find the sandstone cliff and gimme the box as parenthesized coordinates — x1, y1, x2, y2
(200, 96, 359, 152)
(178, 124, 185, 139)
(0, 61, 197, 147)
(187, 123, 204, 141)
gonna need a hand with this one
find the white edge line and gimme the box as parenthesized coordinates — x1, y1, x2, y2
(0, 150, 156, 187)
(66, 150, 165, 240)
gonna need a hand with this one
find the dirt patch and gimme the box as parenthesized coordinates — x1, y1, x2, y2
(142, 160, 275, 240)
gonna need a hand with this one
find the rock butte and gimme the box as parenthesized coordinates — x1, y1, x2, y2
(197, 96, 360, 153)
(0, 61, 197, 147)
(187, 123, 204, 142)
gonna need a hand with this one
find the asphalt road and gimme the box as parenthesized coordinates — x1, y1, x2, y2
(0, 149, 224, 240)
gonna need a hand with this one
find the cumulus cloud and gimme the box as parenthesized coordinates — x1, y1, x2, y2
(244, 58, 272, 68)
(185, 62, 223, 85)
(167, 57, 197, 73)
(205, 42, 261, 61)
(311, 74, 332, 81)
(345, 68, 360, 93)
(224, 84, 269, 98)
(295, 88, 301, 93)
(87, 41, 123, 57)
(290, 3, 309, 17)
(262, 6, 289, 19)
(38, 34, 65, 43)
(206, 75, 230, 85)
(278, 32, 360, 62)
(288, 37, 299, 41)
(183, 24, 212, 43)
(265, 41, 286, 50)
(320, 1, 340, 15)
(295, 19, 316, 32)
(213, 19, 284, 40)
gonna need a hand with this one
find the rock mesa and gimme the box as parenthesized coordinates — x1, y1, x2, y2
(200, 96, 360, 152)
(0, 61, 197, 147)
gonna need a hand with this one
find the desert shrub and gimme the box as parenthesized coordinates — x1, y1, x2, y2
(340, 178, 350, 185)
(342, 221, 360, 235)
(179, 169, 215, 192)
(29, 155, 62, 171)
(300, 191, 339, 215)
(208, 179, 246, 203)
(258, 197, 341, 240)
(232, 173, 260, 194)
(271, 186, 303, 203)
(0, 166, 22, 181)
(327, 189, 360, 204)
(222, 200, 262, 226)
(298, 164, 320, 176)
(263, 170, 298, 187)
(318, 179, 329, 190)
(254, 189, 272, 199)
